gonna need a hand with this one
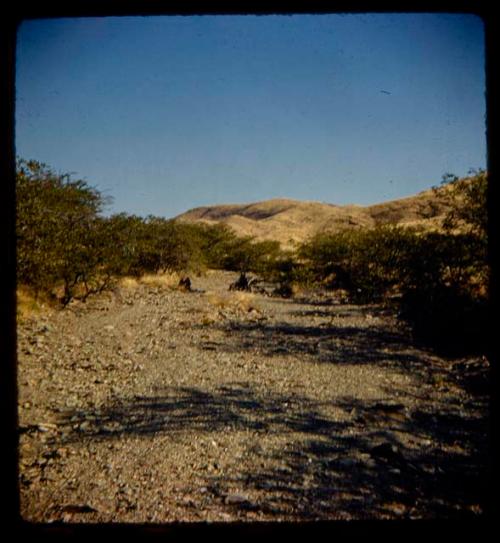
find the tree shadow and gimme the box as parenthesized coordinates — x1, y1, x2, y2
(57, 383, 348, 443)
(49, 296, 490, 520)
(212, 317, 431, 373)
(55, 379, 489, 519)
(205, 394, 489, 520)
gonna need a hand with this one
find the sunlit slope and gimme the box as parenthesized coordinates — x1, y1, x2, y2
(175, 186, 456, 247)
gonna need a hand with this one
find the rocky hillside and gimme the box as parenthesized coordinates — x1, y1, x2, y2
(175, 185, 456, 247)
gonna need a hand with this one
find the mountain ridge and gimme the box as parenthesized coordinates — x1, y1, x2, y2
(175, 185, 456, 247)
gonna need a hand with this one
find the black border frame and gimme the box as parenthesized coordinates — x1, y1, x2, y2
(2, 1, 497, 537)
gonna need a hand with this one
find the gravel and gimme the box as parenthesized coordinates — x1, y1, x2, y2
(17, 270, 489, 522)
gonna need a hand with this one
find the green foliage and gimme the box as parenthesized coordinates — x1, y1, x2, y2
(126, 217, 205, 276)
(397, 172, 489, 353)
(259, 253, 314, 297)
(197, 223, 239, 270)
(15, 158, 286, 303)
(298, 225, 420, 302)
(16, 158, 108, 304)
(16, 158, 489, 354)
(296, 171, 489, 354)
(441, 169, 488, 239)
(221, 237, 282, 274)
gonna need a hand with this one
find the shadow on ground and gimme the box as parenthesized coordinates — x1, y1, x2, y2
(59, 383, 345, 440)
(53, 300, 489, 519)
(211, 315, 433, 374)
(57, 378, 489, 519)
(205, 301, 490, 395)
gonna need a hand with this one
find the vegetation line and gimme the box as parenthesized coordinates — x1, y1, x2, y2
(16, 158, 488, 355)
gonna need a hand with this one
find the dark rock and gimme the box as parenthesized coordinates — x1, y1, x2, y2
(178, 276, 192, 292)
(369, 443, 405, 464)
(224, 493, 253, 507)
(229, 272, 251, 292)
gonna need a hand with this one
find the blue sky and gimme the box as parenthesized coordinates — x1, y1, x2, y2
(16, 13, 486, 218)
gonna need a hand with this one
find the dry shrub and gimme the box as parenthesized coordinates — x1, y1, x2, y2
(334, 288, 350, 303)
(199, 312, 219, 326)
(288, 282, 304, 297)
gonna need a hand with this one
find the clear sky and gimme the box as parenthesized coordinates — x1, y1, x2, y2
(16, 13, 486, 218)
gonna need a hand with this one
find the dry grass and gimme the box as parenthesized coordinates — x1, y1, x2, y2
(16, 287, 52, 321)
(118, 276, 141, 289)
(205, 290, 260, 313)
(119, 272, 181, 290)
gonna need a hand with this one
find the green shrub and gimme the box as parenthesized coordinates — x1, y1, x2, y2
(397, 171, 489, 354)
(217, 235, 283, 274)
(298, 225, 420, 303)
(16, 158, 107, 304)
(17, 158, 488, 355)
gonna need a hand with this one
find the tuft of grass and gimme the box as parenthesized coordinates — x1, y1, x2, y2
(119, 272, 181, 290)
(139, 272, 181, 289)
(16, 286, 52, 321)
(118, 276, 140, 289)
(205, 291, 260, 313)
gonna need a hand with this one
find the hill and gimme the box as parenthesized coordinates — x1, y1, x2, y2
(175, 185, 456, 247)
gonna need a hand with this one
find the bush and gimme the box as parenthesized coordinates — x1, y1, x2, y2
(16, 158, 282, 303)
(298, 225, 420, 303)
(17, 158, 488, 355)
(396, 171, 489, 354)
(217, 235, 283, 275)
(297, 172, 489, 355)
(16, 158, 108, 304)
(197, 223, 239, 270)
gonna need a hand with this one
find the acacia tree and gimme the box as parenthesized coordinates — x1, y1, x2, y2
(441, 169, 487, 238)
(16, 158, 108, 304)
(197, 223, 238, 270)
(397, 171, 489, 353)
(298, 226, 421, 302)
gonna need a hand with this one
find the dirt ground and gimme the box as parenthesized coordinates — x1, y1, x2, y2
(17, 270, 490, 522)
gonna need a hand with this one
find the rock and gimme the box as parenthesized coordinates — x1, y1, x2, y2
(229, 272, 251, 292)
(369, 443, 405, 464)
(178, 276, 192, 292)
(224, 493, 251, 506)
(337, 458, 358, 467)
(15, 269, 488, 522)
(37, 422, 58, 433)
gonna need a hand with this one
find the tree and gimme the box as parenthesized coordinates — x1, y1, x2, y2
(16, 158, 108, 304)
(397, 171, 489, 353)
(441, 169, 487, 239)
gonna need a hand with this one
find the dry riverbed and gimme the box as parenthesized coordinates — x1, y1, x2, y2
(17, 270, 490, 522)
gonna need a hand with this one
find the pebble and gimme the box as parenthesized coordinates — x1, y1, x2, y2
(224, 493, 251, 505)
(37, 422, 58, 432)
(16, 271, 488, 523)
